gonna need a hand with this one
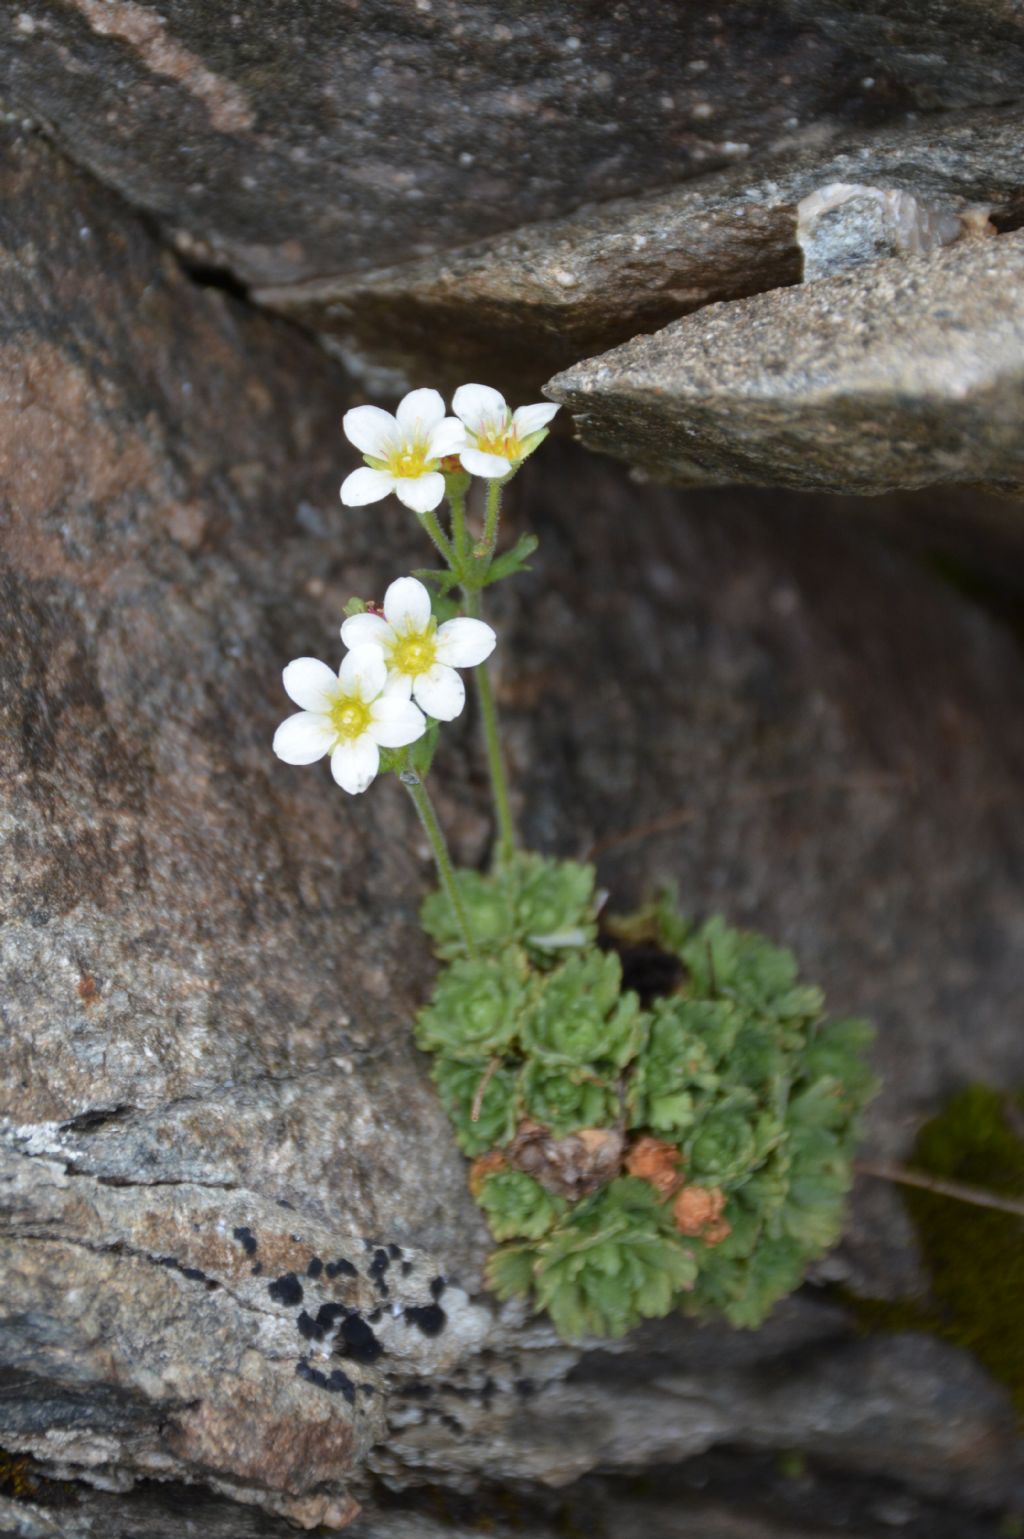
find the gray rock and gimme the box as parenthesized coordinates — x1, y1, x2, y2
(0, 2, 890, 287)
(796, 183, 963, 281)
(780, 0, 1024, 110)
(258, 107, 1023, 402)
(4, 126, 1024, 1533)
(546, 230, 1024, 493)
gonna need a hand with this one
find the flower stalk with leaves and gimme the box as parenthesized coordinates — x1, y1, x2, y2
(271, 380, 876, 1342)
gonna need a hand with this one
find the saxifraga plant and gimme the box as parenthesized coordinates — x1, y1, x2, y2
(272, 383, 877, 1342)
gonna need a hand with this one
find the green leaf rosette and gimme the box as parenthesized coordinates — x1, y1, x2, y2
(520, 951, 644, 1072)
(432, 1055, 519, 1157)
(415, 949, 528, 1061)
(477, 1170, 566, 1241)
(420, 851, 597, 961)
(520, 1061, 618, 1136)
(530, 1178, 698, 1340)
(626, 997, 722, 1134)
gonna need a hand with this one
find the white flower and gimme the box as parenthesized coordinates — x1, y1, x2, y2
(340, 388, 466, 514)
(340, 576, 495, 723)
(273, 644, 426, 795)
(452, 384, 559, 479)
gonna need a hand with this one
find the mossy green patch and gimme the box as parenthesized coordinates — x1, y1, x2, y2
(851, 1084, 1024, 1418)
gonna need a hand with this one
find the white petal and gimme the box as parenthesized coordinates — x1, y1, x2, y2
(426, 416, 467, 459)
(396, 388, 446, 436)
(282, 657, 340, 711)
(383, 575, 432, 632)
(435, 616, 496, 668)
(368, 695, 427, 748)
(512, 401, 560, 435)
(413, 663, 466, 721)
(342, 405, 398, 457)
(338, 644, 387, 702)
(383, 670, 414, 699)
(330, 736, 379, 795)
(394, 472, 445, 512)
(460, 446, 511, 479)
(273, 711, 335, 765)
(453, 383, 507, 432)
(341, 466, 395, 506)
(340, 612, 392, 652)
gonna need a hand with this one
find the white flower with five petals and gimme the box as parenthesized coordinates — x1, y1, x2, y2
(452, 383, 559, 480)
(340, 388, 466, 514)
(341, 576, 495, 723)
(273, 644, 425, 795)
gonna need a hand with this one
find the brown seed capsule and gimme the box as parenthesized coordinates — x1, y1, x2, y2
(506, 1121, 625, 1200)
(702, 1218, 732, 1248)
(468, 1150, 508, 1198)
(625, 1135, 682, 1197)
(672, 1183, 727, 1237)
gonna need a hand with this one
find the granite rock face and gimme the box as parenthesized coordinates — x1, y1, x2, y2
(261, 107, 1024, 401)
(3, 123, 1024, 1535)
(1, 1, 892, 287)
(780, 0, 1024, 110)
(547, 231, 1024, 494)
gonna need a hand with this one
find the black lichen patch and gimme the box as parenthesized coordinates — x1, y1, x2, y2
(297, 1309, 320, 1341)
(316, 1301, 350, 1332)
(404, 1303, 447, 1337)
(307, 1256, 324, 1278)
(156, 1256, 217, 1290)
(326, 1257, 358, 1279)
(368, 1307, 382, 1324)
(295, 1360, 356, 1403)
(401, 1260, 414, 1276)
(232, 1225, 258, 1256)
(368, 1248, 391, 1296)
(251, 1262, 262, 1275)
(388, 1243, 402, 1260)
(338, 1313, 384, 1365)
(430, 1276, 446, 1300)
(268, 1272, 303, 1307)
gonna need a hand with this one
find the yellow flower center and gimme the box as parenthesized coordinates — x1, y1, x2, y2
(329, 694, 372, 741)
(476, 420, 521, 462)
(386, 440, 432, 478)
(391, 628, 437, 678)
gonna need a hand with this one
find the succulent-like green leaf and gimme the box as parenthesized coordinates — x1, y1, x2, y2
(415, 949, 528, 1061)
(531, 1178, 698, 1339)
(432, 1054, 520, 1157)
(420, 852, 597, 961)
(627, 997, 723, 1134)
(520, 951, 643, 1071)
(485, 1243, 538, 1301)
(477, 1170, 567, 1240)
(679, 917, 824, 1024)
(519, 1061, 619, 1136)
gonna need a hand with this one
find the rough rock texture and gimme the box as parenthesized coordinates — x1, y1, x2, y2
(260, 108, 1024, 400)
(3, 122, 1024, 1534)
(1, 1, 898, 287)
(547, 231, 1024, 494)
(780, 0, 1024, 110)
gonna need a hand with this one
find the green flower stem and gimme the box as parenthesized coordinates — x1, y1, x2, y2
(401, 765, 477, 956)
(417, 507, 457, 569)
(474, 658, 516, 864)
(476, 476, 504, 566)
(448, 481, 469, 566)
(462, 579, 517, 864)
